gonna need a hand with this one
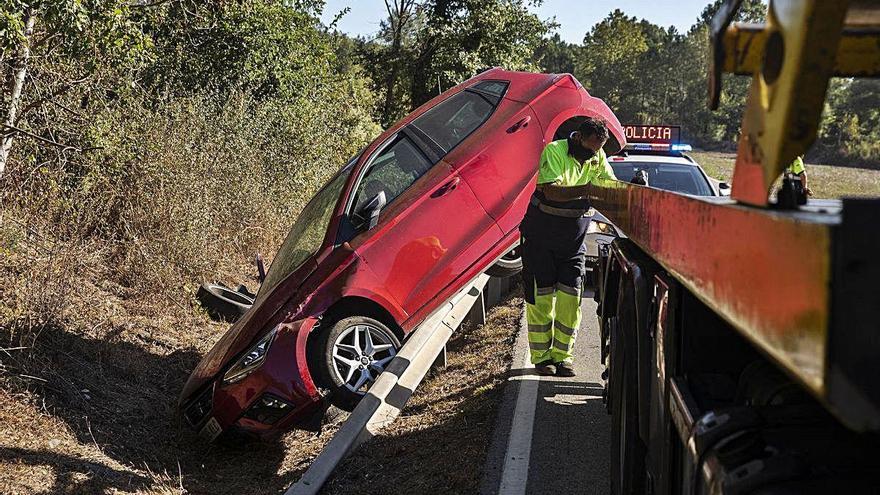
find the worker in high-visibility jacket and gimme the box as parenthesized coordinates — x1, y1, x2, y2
(786, 155, 812, 196)
(519, 117, 616, 377)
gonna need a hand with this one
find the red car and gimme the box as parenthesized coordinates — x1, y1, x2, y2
(179, 68, 625, 441)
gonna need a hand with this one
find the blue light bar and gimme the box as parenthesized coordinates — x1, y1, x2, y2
(629, 143, 655, 151)
(671, 143, 693, 152)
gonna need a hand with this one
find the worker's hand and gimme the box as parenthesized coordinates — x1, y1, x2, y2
(804, 186, 813, 197)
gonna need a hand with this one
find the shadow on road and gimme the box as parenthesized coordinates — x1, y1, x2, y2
(528, 379, 610, 495)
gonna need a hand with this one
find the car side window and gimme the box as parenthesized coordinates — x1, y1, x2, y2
(350, 136, 432, 228)
(411, 89, 496, 152)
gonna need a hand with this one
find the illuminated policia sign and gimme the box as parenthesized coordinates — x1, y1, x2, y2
(624, 125, 682, 144)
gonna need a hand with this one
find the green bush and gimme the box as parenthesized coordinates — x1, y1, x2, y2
(1, 84, 379, 336)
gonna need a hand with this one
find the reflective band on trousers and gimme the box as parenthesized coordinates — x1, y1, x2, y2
(529, 196, 595, 218)
(536, 286, 555, 296)
(530, 340, 551, 351)
(553, 339, 572, 352)
(556, 283, 580, 297)
(555, 321, 576, 337)
(528, 323, 552, 333)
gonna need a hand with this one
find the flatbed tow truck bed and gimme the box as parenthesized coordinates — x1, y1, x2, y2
(588, 1, 880, 494)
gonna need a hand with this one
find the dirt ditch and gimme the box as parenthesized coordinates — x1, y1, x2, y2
(1, 283, 522, 494)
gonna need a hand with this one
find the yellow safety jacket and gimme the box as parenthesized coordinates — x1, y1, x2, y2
(787, 155, 806, 175)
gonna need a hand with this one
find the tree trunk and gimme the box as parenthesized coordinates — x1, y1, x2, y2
(381, 0, 414, 127)
(0, 9, 35, 178)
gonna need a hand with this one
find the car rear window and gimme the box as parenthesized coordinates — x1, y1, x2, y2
(471, 80, 509, 100)
(411, 89, 498, 153)
(610, 162, 714, 196)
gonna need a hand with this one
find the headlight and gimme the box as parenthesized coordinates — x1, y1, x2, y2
(222, 327, 277, 385)
(587, 220, 615, 236)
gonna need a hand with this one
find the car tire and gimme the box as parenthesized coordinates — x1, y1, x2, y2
(317, 316, 402, 411)
(486, 244, 522, 277)
(609, 288, 646, 494)
(196, 283, 254, 322)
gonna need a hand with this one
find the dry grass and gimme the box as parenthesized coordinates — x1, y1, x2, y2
(690, 150, 880, 198)
(1, 82, 521, 494)
(0, 89, 379, 493)
(0, 229, 523, 495)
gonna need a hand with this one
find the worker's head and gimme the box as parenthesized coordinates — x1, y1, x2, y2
(569, 117, 609, 163)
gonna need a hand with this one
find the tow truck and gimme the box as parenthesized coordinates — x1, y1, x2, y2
(589, 1, 880, 493)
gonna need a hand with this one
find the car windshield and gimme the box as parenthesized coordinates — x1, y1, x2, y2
(610, 161, 714, 196)
(257, 156, 357, 298)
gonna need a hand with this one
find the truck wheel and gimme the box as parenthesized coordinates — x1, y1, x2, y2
(609, 308, 646, 494)
(486, 244, 522, 277)
(196, 283, 254, 322)
(316, 316, 401, 411)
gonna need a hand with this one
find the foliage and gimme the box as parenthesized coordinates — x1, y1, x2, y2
(534, 33, 578, 75)
(818, 78, 880, 163)
(0, 0, 379, 338)
(530, 0, 878, 163)
(565, 1, 766, 147)
(0, 0, 147, 63)
(136, 1, 337, 99)
(354, 0, 552, 126)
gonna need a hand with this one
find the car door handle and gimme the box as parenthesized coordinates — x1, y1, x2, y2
(432, 176, 461, 198)
(507, 115, 531, 133)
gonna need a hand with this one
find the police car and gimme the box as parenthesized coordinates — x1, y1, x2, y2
(584, 125, 729, 285)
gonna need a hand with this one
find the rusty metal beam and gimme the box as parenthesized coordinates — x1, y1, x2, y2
(587, 180, 880, 431)
(588, 180, 834, 395)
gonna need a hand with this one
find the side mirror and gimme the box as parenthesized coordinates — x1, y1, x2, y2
(631, 170, 649, 186)
(360, 191, 387, 230)
(719, 181, 731, 196)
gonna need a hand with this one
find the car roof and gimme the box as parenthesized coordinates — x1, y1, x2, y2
(609, 153, 699, 166)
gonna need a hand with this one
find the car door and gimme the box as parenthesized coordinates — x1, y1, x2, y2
(343, 129, 501, 316)
(442, 81, 546, 234)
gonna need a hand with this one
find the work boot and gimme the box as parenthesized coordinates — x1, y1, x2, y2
(534, 360, 556, 376)
(556, 362, 576, 377)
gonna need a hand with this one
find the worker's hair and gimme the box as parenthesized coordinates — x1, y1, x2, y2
(577, 117, 609, 141)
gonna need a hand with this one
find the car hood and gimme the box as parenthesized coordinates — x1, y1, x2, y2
(179, 258, 317, 405)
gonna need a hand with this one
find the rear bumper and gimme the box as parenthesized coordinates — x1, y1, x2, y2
(181, 317, 322, 441)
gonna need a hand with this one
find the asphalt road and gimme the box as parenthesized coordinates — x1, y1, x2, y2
(481, 294, 610, 495)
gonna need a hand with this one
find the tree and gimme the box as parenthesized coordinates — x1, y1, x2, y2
(535, 33, 578, 75)
(379, 1, 418, 126)
(576, 10, 652, 123)
(567, 0, 767, 144)
(0, 0, 143, 177)
(137, 1, 338, 99)
(353, 0, 551, 125)
(407, 0, 552, 110)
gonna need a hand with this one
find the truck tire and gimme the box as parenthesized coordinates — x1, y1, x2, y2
(486, 243, 522, 277)
(609, 288, 646, 495)
(316, 316, 401, 411)
(196, 283, 254, 322)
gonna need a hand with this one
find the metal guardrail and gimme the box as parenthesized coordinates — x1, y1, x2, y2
(285, 272, 497, 495)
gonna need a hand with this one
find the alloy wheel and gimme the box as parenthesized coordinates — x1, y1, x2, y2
(331, 323, 397, 393)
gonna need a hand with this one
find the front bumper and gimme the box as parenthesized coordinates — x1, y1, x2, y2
(182, 317, 323, 441)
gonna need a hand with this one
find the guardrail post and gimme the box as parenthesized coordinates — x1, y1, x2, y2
(486, 276, 501, 307)
(466, 288, 487, 326)
(499, 275, 511, 296)
(432, 344, 447, 370)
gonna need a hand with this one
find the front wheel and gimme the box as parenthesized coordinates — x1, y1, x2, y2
(486, 243, 522, 277)
(317, 316, 401, 411)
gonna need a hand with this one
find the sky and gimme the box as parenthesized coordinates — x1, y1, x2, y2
(319, 0, 714, 44)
